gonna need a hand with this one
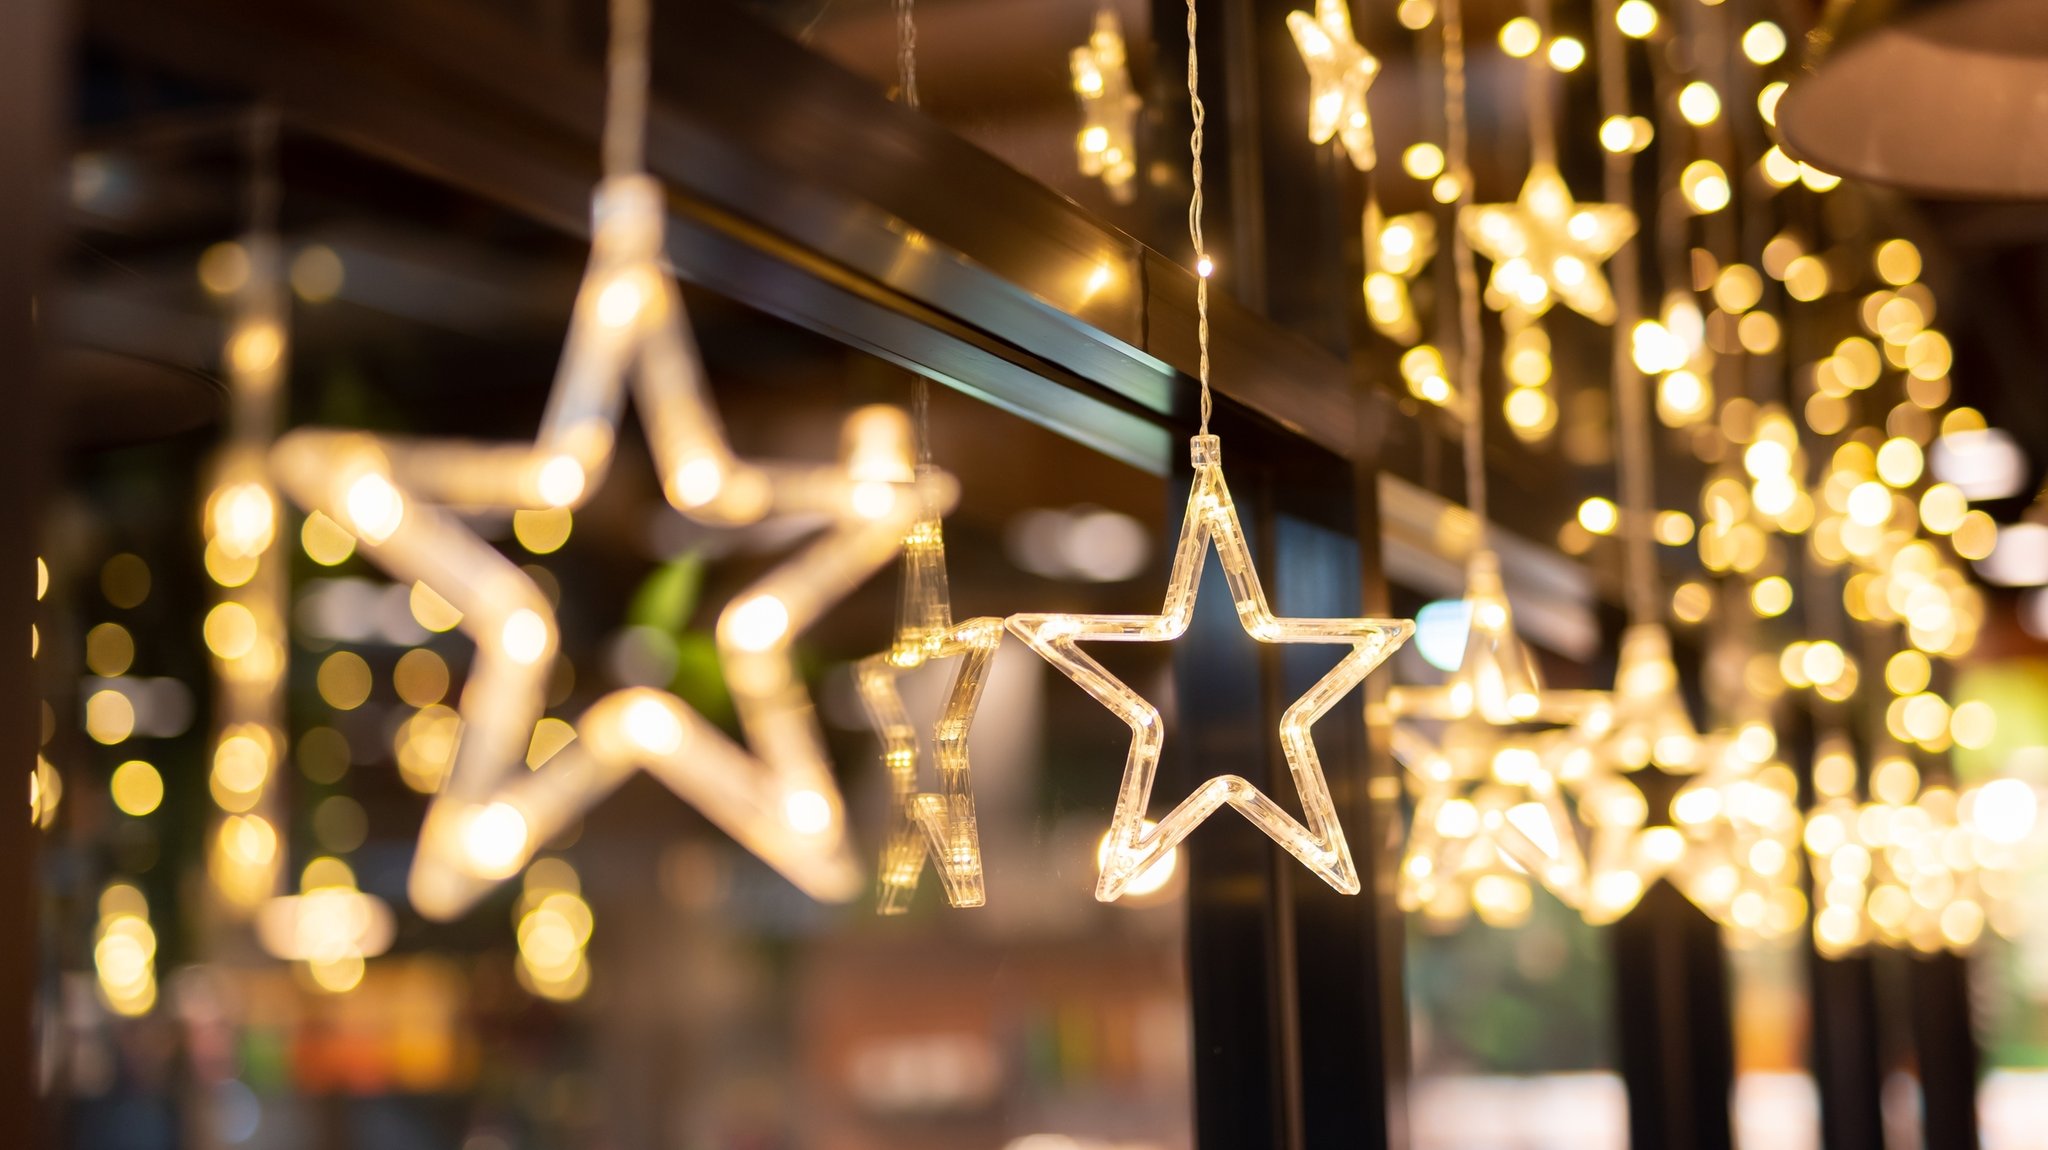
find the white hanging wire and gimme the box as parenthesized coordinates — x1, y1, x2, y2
(1186, 0, 1212, 435)
(603, 0, 650, 178)
(1439, 0, 1488, 530)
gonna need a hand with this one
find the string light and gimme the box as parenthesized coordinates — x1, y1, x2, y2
(1010, 7, 1412, 900)
(1287, 0, 1381, 170)
(1070, 10, 1141, 202)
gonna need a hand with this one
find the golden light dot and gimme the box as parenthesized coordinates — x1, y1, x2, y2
(1397, 0, 1435, 28)
(1503, 387, 1556, 436)
(213, 728, 273, 800)
(1578, 497, 1619, 535)
(1599, 116, 1636, 154)
(1644, 510, 1691, 547)
(1682, 160, 1730, 213)
(1672, 581, 1713, 624)
(410, 581, 463, 633)
(1742, 21, 1786, 64)
(1799, 163, 1842, 192)
(1402, 143, 1445, 180)
(527, 716, 579, 769)
(1876, 438, 1924, 488)
(1431, 173, 1463, 204)
(85, 622, 135, 677)
(1714, 264, 1763, 313)
(290, 244, 346, 303)
(1802, 641, 1847, 687)
(1678, 82, 1721, 126)
(1951, 700, 1996, 750)
(110, 761, 163, 817)
(1942, 406, 1988, 436)
(1901, 695, 1951, 745)
(1784, 255, 1830, 301)
(344, 472, 405, 544)
(101, 553, 150, 609)
(228, 323, 283, 376)
(393, 648, 451, 708)
(512, 507, 573, 555)
(1953, 510, 1997, 560)
(1499, 16, 1540, 57)
(1616, 0, 1658, 37)
(1758, 82, 1787, 126)
(203, 541, 259, 588)
(299, 726, 351, 784)
(317, 651, 374, 710)
(197, 241, 249, 296)
(1905, 330, 1953, 381)
(502, 610, 551, 666)
(204, 602, 259, 660)
(86, 690, 136, 745)
(1751, 575, 1793, 617)
(300, 510, 357, 566)
(727, 595, 791, 652)
(1736, 311, 1781, 354)
(1919, 484, 1967, 534)
(1887, 650, 1931, 695)
(1547, 36, 1586, 72)
(1876, 239, 1922, 286)
(463, 802, 530, 879)
(1805, 393, 1848, 436)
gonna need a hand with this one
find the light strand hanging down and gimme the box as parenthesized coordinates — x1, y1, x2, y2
(1387, 0, 1604, 925)
(270, 0, 955, 920)
(1070, 9, 1140, 202)
(857, 0, 997, 916)
(202, 109, 290, 915)
(1008, 0, 1413, 902)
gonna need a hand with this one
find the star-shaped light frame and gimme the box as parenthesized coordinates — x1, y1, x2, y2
(1287, 0, 1381, 171)
(1387, 550, 1606, 909)
(1462, 162, 1636, 324)
(271, 175, 956, 920)
(1008, 434, 1413, 901)
(1363, 199, 1437, 345)
(1071, 9, 1142, 203)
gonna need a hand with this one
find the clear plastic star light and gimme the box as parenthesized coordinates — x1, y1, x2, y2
(1287, 0, 1381, 170)
(1462, 162, 1636, 324)
(1009, 435, 1413, 901)
(1389, 551, 1607, 913)
(1363, 199, 1436, 345)
(1549, 623, 1705, 780)
(272, 175, 956, 920)
(1070, 9, 1142, 202)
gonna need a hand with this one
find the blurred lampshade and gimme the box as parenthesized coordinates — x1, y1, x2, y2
(1778, 0, 2048, 197)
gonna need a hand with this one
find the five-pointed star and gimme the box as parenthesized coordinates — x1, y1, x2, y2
(1287, 0, 1381, 171)
(1386, 550, 1604, 905)
(1461, 162, 1636, 324)
(1363, 199, 1437, 345)
(858, 606, 1001, 914)
(1008, 434, 1413, 901)
(271, 174, 956, 920)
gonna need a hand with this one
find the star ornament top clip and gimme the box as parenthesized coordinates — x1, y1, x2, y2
(1287, 0, 1380, 171)
(272, 175, 956, 919)
(1461, 162, 1636, 324)
(1008, 434, 1413, 901)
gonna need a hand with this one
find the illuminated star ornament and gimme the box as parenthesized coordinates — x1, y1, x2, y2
(1287, 0, 1381, 171)
(273, 170, 955, 919)
(1462, 162, 1636, 324)
(1363, 198, 1436, 345)
(856, 451, 999, 914)
(1070, 9, 1142, 203)
(1388, 550, 1605, 911)
(1008, 434, 1414, 900)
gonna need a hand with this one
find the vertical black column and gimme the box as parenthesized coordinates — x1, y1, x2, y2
(1909, 952, 1980, 1150)
(1171, 421, 1294, 1150)
(0, 0, 61, 1140)
(1611, 881, 1736, 1150)
(1809, 952, 1886, 1150)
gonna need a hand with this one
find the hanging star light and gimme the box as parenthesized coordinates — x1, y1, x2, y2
(1389, 551, 1608, 910)
(1462, 163, 1636, 324)
(1009, 435, 1413, 900)
(859, 611, 1000, 914)
(1363, 198, 1436, 345)
(1071, 9, 1142, 202)
(273, 171, 955, 920)
(1287, 0, 1380, 170)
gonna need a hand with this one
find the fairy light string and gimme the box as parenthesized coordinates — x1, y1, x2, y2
(1186, 0, 1212, 435)
(1594, 0, 1657, 628)
(1439, 0, 1487, 530)
(603, 0, 649, 179)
